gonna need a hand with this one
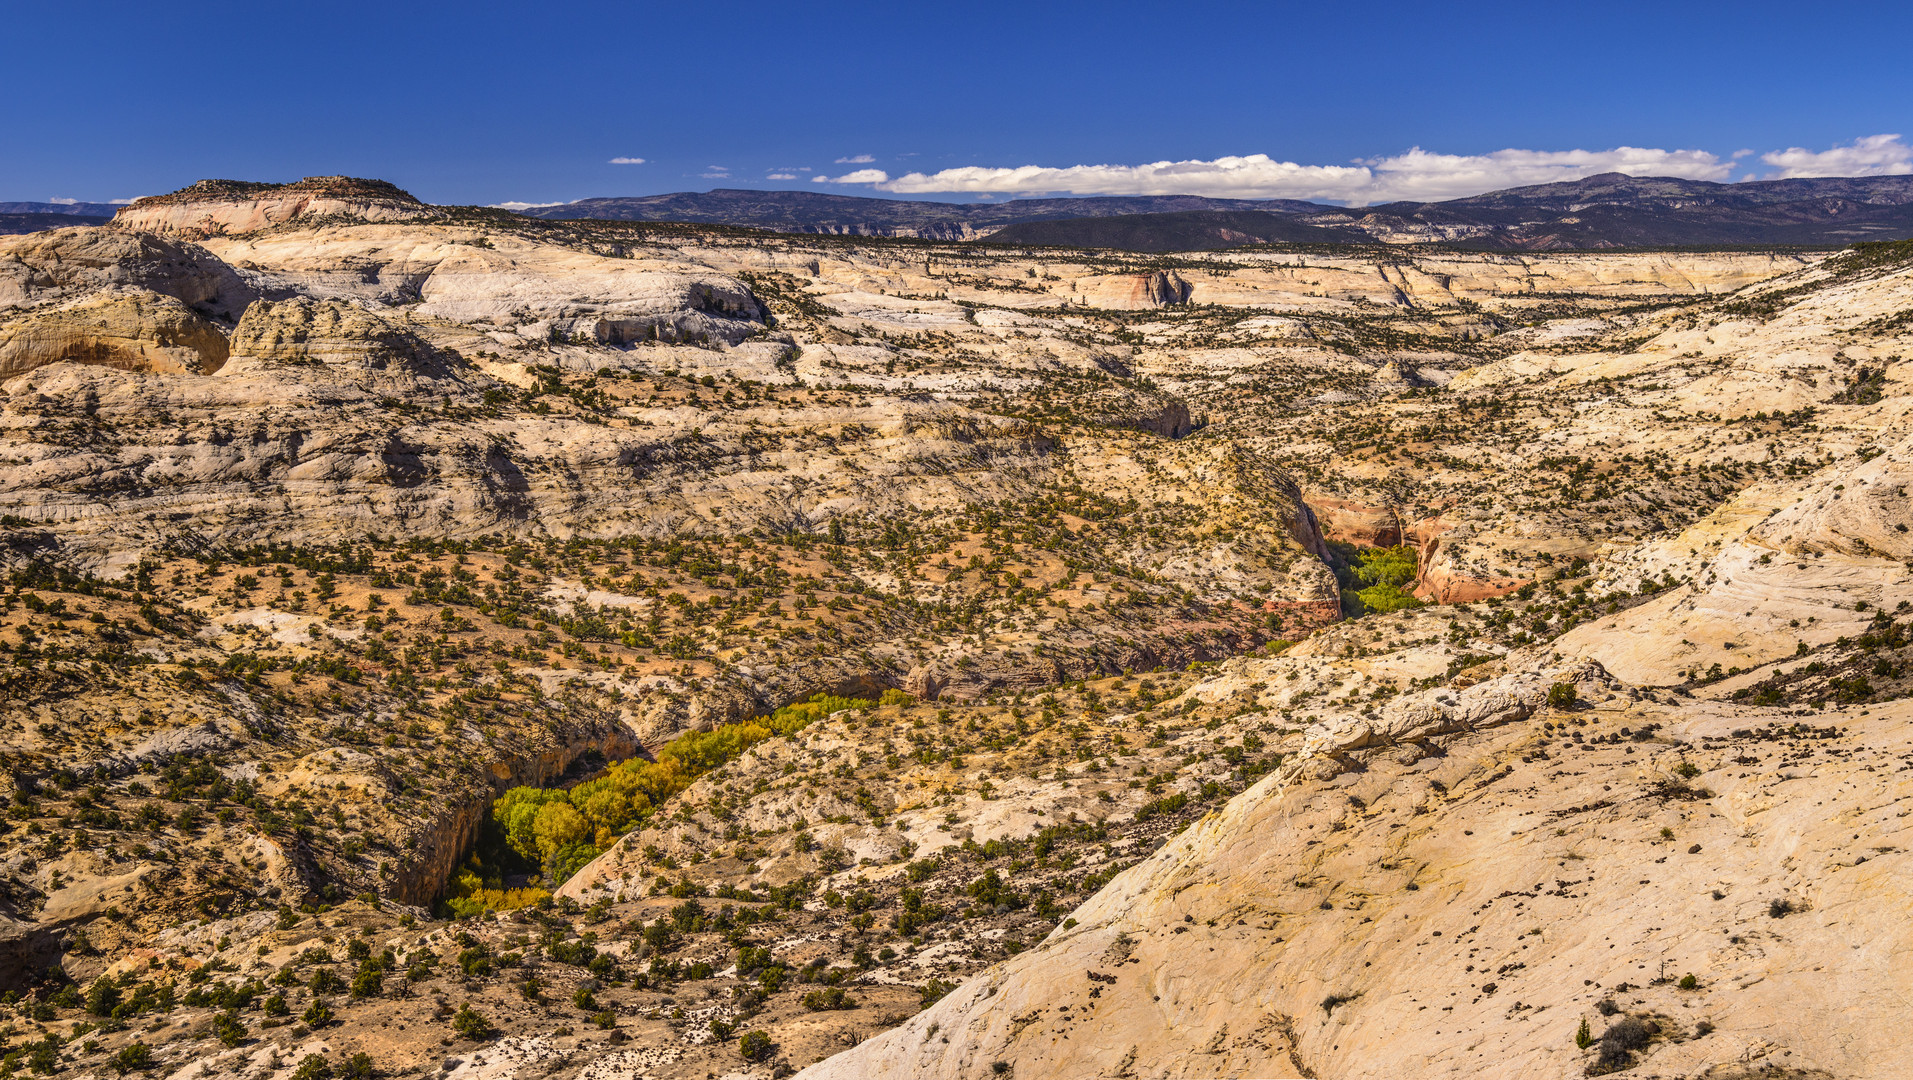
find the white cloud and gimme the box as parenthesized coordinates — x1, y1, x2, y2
(491, 200, 571, 211)
(1761, 134, 1913, 179)
(1362, 146, 1732, 201)
(810, 145, 1740, 204)
(47, 196, 77, 205)
(607, 157, 646, 165)
(813, 169, 891, 185)
(835, 154, 875, 164)
(765, 173, 798, 180)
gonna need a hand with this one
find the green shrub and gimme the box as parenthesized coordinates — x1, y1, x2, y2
(1345, 545, 1423, 615)
(85, 977, 121, 1017)
(350, 969, 383, 999)
(738, 1030, 774, 1061)
(801, 986, 856, 1011)
(113, 1043, 153, 1074)
(292, 1055, 334, 1080)
(1597, 1016, 1654, 1068)
(917, 979, 956, 1008)
(213, 1010, 247, 1047)
(452, 1003, 494, 1040)
(26, 1037, 58, 1073)
(1546, 682, 1577, 709)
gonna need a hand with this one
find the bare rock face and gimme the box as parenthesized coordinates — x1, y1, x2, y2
(1298, 654, 1618, 763)
(1373, 357, 1432, 388)
(1412, 516, 1533, 604)
(0, 917, 63, 990)
(1556, 434, 1913, 685)
(1308, 494, 1405, 546)
(0, 289, 230, 376)
(1074, 270, 1194, 309)
(227, 296, 468, 386)
(799, 664, 1913, 1080)
(110, 176, 431, 238)
(196, 226, 768, 344)
(0, 226, 254, 318)
(1078, 390, 1196, 439)
(1748, 435, 1913, 560)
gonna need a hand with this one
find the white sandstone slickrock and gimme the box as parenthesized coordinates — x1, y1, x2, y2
(797, 656, 1913, 1080)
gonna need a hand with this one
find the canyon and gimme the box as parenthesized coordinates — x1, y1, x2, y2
(0, 177, 1908, 1079)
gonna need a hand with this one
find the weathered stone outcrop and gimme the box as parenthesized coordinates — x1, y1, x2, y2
(0, 289, 230, 376)
(0, 226, 255, 319)
(0, 916, 64, 989)
(1411, 520, 1530, 604)
(1084, 269, 1192, 308)
(1307, 494, 1403, 547)
(227, 296, 469, 388)
(1082, 393, 1196, 439)
(1373, 357, 1433, 388)
(1555, 432, 1913, 686)
(799, 661, 1913, 1080)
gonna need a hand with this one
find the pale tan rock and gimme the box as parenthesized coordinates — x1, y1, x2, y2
(799, 687, 1913, 1080)
(6, 189, 1913, 1079)
(1557, 434, 1913, 685)
(227, 295, 468, 387)
(0, 226, 252, 318)
(198, 225, 766, 343)
(0, 288, 229, 376)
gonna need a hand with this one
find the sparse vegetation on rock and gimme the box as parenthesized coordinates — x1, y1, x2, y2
(0, 182, 1908, 1079)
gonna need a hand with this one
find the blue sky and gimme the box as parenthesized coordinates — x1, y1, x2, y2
(7, 0, 1910, 207)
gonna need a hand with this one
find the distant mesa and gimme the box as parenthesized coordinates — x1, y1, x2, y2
(0, 200, 123, 217)
(111, 175, 430, 238)
(515, 188, 1328, 241)
(124, 176, 423, 207)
